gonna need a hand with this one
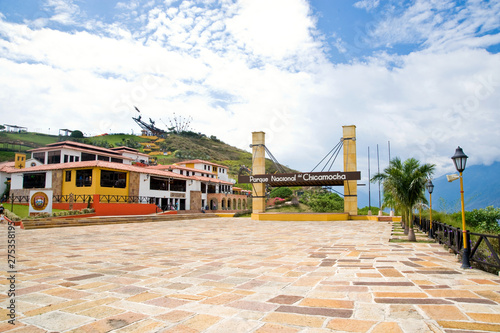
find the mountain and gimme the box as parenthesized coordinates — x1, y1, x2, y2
(431, 162, 500, 212)
(358, 162, 500, 212)
(0, 131, 296, 186)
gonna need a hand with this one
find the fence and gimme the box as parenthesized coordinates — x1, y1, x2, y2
(414, 216, 500, 274)
(7, 194, 160, 205)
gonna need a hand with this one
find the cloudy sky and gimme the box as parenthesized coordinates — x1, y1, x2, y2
(1, 0, 499, 184)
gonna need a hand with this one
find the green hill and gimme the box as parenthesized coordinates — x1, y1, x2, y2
(0, 131, 295, 189)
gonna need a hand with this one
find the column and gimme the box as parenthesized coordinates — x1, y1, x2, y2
(252, 131, 266, 214)
(343, 125, 358, 216)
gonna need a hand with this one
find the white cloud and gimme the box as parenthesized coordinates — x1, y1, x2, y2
(354, 0, 380, 11)
(0, 0, 499, 178)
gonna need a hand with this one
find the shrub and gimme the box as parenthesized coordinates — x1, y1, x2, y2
(308, 192, 344, 213)
(4, 209, 21, 222)
(270, 187, 293, 200)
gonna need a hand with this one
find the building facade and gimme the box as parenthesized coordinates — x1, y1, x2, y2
(6, 142, 249, 212)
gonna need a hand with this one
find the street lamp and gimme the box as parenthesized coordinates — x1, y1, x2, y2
(451, 146, 470, 269)
(426, 179, 434, 239)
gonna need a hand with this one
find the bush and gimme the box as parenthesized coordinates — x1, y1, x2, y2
(270, 187, 293, 200)
(4, 209, 21, 222)
(307, 192, 344, 213)
(358, 206, 380, 215)
(465, 206, 500, 233)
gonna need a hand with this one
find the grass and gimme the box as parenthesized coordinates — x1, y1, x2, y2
(6, 204, 66, 218)
(389, 238, 435, 243)
(267, 203, 313, 213)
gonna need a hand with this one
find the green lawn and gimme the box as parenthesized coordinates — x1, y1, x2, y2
(5, 204, 66, 218)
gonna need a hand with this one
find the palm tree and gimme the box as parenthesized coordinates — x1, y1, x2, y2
(371, 157, 435, 241)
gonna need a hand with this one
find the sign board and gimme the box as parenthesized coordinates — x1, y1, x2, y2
(29, 190, 53, 215)
(238, 171, 361, 187)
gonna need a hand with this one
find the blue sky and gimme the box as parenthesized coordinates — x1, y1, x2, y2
(1, 0, 500, 188)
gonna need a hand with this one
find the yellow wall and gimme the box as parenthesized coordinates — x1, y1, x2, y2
(186, 163, 195, 169)
(15, 153, 26, 169)
(62, 167, 130, 196)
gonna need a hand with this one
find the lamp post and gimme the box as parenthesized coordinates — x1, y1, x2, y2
(451, 146, 470, 269)
(426, 180, 434, 239)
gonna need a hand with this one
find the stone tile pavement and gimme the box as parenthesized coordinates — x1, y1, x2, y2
(1, 218, 500, 332)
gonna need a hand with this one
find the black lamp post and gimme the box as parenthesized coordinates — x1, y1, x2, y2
(451, 146, 470, 269)
(426, 180, 434, 239)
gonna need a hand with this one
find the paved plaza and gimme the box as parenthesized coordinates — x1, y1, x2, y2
(1, 218, 500, 332)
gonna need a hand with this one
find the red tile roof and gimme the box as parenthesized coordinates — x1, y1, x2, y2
(28, 141, 134, 161)
(151, 164, 216, 175)
(177, 159, 228, 169)
(0, 161, 15, 173)
(7, 160, 191, 180)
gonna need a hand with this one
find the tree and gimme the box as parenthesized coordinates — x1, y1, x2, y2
(371, 157, 435, 241)
(70, 130, 84, 138)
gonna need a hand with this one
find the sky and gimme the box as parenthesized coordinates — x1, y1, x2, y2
(1, 0, 500, 190)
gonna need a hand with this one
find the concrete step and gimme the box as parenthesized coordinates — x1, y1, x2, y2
(22, 213, 220, 230)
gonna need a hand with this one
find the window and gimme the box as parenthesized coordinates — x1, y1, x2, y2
(69, 156, 74, 162)
(65, 171, 71, 182)
(23, 173, 46, 189)
(170, 179, 186, 192)
(76, 169, 92, 187)
(81, 153, 96, 161)
(48, 151, 61, 164)
(97, 155, 109, 161)
(111, 157, 123, 163)
(64, 155, 68, 163)
(150, 176, 169, 191)
(33, 152, 45, 164)
(100, 170, 126, 188)
(75, 156, 79, 162)
(180, 170, 183, 175)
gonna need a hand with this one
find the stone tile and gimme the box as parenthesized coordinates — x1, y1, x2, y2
(426, 290, 480, 298)
(326, 318, 377, 332)
(155, 310, 194, 323)
(126, 292, 162, 302)
(228, 300, 278, 312)
(370, 322, 403, 333)
(204, 317, 262, 333)
(112, 318, 166, 332)
(299, 298, 354, 309)
(375, 298, 452, 304)
(378, 268, 404, 277)
(389, 304, 424, 319)
(255, 323, 300, 333)
(182, 314, 221, 331)
(23, 299, 85, 316)
(275, 305, 352, 318)
(145, 297, 190, 308)
(201, 293, 245, 305)
(437, 320, 500, 332)
(41, 287, 91, 299)
(77, 305, 125, 319)
(267, 295, 304, 305)
(263, 312, 326, 328)
(68, 312, 147, 332)
(374, 292, 428, 298)
(469, 279, 499, 285)
(467, 312, 500, 323)
(448, 298, 497, 305)
(21, 311, 94, 331)
(66, 273, 104, 281)
(418, 305, 468, 320)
